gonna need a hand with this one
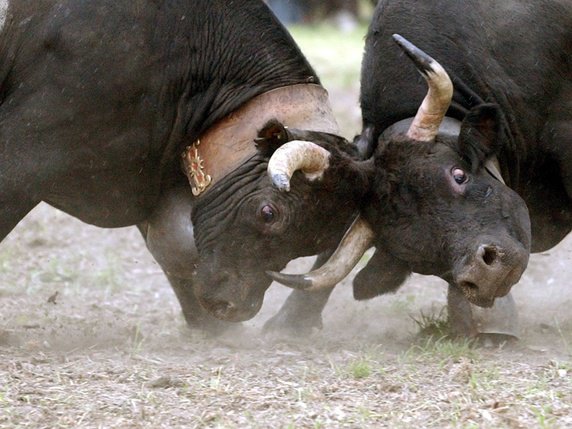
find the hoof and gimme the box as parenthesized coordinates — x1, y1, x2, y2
(478, 332, 519, 348)
(472, 293, 520, 341)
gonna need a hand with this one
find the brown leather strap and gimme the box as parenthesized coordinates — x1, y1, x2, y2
(182, 84, 339, 197)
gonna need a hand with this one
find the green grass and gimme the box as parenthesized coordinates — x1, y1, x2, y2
(348, 357, 372, 379)
(412, 308, 453, 340)
(289, 24, 367, 90)
(531, 405, 557, 429)
(403, 336, 479, 364)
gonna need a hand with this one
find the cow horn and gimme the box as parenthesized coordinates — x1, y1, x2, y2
(266, 216, 375, 290)
(393, 34, 453, 142)
(267, 140, 330, 192)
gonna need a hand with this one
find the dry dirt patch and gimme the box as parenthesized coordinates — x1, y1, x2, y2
(0, 204, 571, 428)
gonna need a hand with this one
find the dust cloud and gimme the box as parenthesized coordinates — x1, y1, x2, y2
(2, 201, 570, 355)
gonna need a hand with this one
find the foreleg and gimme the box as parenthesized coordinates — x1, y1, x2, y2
(263, 252, 335, 335)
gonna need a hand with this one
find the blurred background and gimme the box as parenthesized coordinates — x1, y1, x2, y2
(266, 0, 375, 140)
(266, 0, 376, 28)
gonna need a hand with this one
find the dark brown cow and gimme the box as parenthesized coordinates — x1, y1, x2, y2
(267, 0, 571, 337)
(0, 0, 370, 330)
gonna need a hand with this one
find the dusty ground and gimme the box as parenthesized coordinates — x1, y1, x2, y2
(1, 24, 572, 429)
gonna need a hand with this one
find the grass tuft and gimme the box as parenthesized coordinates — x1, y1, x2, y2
(411, 308, 453, 340)
(348, 358, 372, 379)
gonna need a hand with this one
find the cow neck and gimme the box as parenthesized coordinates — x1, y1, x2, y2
(181, 84, 339, 197)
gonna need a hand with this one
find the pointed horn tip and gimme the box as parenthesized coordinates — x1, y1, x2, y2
(268, 140, 331, 192)
(392, 33, 406, 46)
(392, 33, 418, 55)
(392, 34, 435, 77)
(266, 270, 312, 290)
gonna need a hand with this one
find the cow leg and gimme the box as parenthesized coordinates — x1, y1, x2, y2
(0, 131, 41, 242)
(139, 184, 233, 334)
(0, 134, 41, 242)
(0, 196, 38, 243)
(263, 252, 334, 335)
(447, 284, 478, 338)
(470, 293, 519, 341)
(448, 284, 519, 341)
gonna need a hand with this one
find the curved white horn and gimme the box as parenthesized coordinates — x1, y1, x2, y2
(267, 140, 330, 192)
(267, 216, 375, 290)
(393, 34, 453, 142)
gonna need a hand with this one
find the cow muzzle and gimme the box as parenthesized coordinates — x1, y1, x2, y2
(199, 294, 263, 323)
(195, 271, 265, 322)
(454, 237, 529, 307)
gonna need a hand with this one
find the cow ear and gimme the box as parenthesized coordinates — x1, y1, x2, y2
(457, 104, 503, 172)
(255, 119, 289, 157)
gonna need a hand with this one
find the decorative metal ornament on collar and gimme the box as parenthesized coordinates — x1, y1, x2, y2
(182, 139, 212, 196)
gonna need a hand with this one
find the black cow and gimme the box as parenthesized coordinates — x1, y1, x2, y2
(0, 0, 369, 330)
(267, 0, 571, 338)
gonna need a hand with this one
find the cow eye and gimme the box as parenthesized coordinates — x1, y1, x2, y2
(452, 167, 468, 184)
(260, 205, 275, 223)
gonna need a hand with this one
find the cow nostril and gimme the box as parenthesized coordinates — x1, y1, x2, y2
(479, 245, 498, 266)
(460, 281, 478, 291)
(210, 299, 234, 316)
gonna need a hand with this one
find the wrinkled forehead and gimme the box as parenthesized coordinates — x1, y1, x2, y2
(381, 116, 461, 142)
(379, 117, 464, 164)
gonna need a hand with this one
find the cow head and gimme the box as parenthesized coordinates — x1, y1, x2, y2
(269, 35, 531, 308)
(190, 119, 366, 322)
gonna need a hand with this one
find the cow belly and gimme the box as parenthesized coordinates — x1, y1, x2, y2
(44, 168, 160, 228)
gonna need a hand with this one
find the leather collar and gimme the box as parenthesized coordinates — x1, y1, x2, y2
(181, 84, 339, 197)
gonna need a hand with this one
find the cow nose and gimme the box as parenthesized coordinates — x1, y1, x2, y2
(478, 244, 499, 266)
(210, 299, 236, 318)
(455, 238, 529, 307)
